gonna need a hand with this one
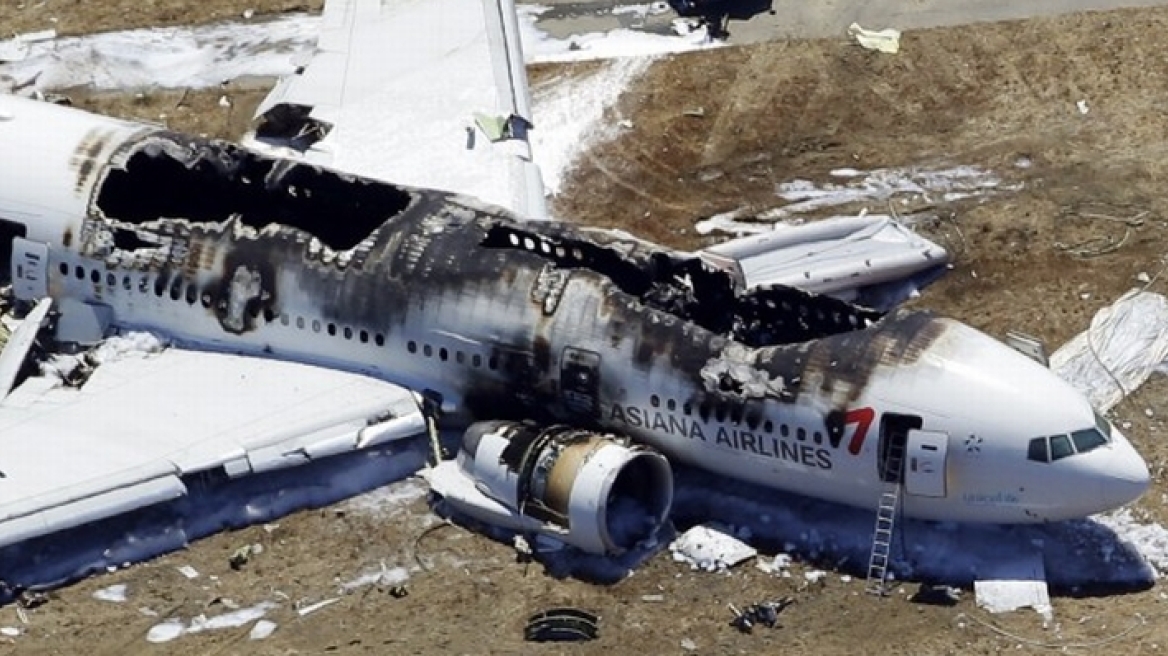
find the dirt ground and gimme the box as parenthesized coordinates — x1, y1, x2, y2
(6, 2, 1168, 655)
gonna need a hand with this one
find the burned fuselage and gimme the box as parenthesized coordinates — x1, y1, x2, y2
(1, 96, 1148, 524)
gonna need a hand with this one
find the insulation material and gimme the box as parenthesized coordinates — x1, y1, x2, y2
(1050, 289, 1168, 412)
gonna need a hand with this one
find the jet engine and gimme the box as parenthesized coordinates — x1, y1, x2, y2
(423, 421, 673, 555)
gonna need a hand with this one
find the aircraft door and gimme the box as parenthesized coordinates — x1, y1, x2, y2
(560, 347, 600, 417)
(12, 237, 47, 301)
(904, 429, 948, 497)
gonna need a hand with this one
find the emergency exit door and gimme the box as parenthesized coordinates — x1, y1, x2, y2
(904, 429, 948, 497)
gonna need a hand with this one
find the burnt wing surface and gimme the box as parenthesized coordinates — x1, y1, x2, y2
(482, 222, 883, 347)
(95, 134, 412, 251)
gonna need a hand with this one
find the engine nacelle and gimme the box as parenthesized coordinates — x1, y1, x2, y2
(423, 421, 673, 555)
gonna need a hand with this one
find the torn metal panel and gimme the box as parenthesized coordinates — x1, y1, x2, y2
(0, 298, 52, 400)
(700, 215, 949, 309)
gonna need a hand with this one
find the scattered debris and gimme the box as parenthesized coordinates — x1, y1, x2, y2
(176, 565, 200, 579)
(910, 583, 962, 606)
(641, 594, 664, 602)
(973, 553, 1053, 624)
(1077, 99, 1090, 115)
(728, 597, 795, 634)
(146, 602, 278, 643)
(16, 591, 47, 609)
(524, 608, 600, 642)
(229, 544, 263, 570)
(296, 597, 341, 617)
(804, 569, 828, 584)
(847, 23, 901, 54)
(681, 637, 697, 651)
(1051, 289, 1168, 411)
(755, 552, 793, 576)
(0, 627, 20, 637)
(249, 619, 277, 640)
(93, 584, 128, 603)
(669, 523, 757, 571)
(389, 585, 409, 599)
(682, 107, 705, 118)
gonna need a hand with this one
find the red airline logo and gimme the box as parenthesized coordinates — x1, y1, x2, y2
(843, 407, 875, 455)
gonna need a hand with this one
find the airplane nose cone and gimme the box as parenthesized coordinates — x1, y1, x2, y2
(1100, 431, 1151, 509)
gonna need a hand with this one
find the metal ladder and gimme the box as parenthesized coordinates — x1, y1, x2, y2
(866, 440, 905, 595)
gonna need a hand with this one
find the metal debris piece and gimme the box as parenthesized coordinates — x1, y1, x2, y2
(910, 583, 961, 606)
(229, 544, 259, 570)
(524, 608, 600, 642)
(16, 590, 48, 610)
(389, 585, 409, 599)
(728, 597, 794, 634)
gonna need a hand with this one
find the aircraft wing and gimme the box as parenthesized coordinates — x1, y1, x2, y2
(0, 319, 427, 550)
(698, 214, 950, 310)
(244, 0, 547, 219)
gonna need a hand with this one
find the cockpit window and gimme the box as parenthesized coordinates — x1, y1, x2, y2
(1050, 434, 1074, 461)
(1027, 437, 1049, 463)
(1071, 427, 1108, 454)
(1028, 413, 1114, 464)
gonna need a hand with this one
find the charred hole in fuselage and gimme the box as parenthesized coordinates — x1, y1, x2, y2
(481, 223, 883, 347)
(94, 135, 411, 251)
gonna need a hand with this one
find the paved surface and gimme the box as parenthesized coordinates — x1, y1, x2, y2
(533, 0, 1168, 44)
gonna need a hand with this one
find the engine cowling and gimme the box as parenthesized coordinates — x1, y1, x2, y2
(424, 420, 674, 555)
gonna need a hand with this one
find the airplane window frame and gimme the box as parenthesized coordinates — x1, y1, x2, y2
(1049, 434, 1075, 461)
(1027, 436, 1049, 463)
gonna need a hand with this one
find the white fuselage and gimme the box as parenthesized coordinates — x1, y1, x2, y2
(0, 95, 1150, 525)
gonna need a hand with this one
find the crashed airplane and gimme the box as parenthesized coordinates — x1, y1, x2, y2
(0, 0, 1150, 575)
(0, 90, 1151, 555)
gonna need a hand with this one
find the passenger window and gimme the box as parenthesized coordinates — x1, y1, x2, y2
(796, 427, 806, 441)
(1027, 437, 1049, 463)
(1050, 434, 1075, 461)
(1071, 428, 1108, 454)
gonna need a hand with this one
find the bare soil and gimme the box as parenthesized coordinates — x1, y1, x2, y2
(6, 4, 1168, 656)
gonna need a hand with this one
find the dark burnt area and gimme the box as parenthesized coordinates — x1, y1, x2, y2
(482, 222, 883, 347)
(94, 133, 412, 251)
(757, 309, 947, 405)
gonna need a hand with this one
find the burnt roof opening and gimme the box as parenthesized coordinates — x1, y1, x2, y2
(483, 223, 883, 347)
(95, 135, 412, 251)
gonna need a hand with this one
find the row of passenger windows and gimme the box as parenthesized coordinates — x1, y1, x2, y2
(404, 340, 536, 378)
(59, 262, 387, 346)
(647, 393, 825, 443)
(1027, 412, 1113, 463)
